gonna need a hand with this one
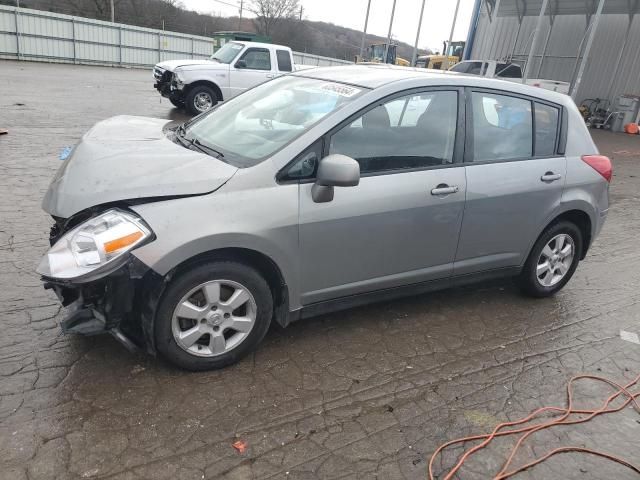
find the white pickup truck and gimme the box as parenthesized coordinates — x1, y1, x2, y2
(449, 60, 570, 95)
(153, 41, 303, 114)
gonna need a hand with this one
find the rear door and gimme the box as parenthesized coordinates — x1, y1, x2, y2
(229, 46, 275, 98)
(292, 88, 467, 304)
(454, 89, 566, 275)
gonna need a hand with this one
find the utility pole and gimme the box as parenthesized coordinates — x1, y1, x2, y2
(299, 5, 303, 20)
(359, 0, 372, 60)
(383, 0, 397, 64)
(16, 0, 20, 7)
(411, 0, 427, 66)
(110, 0, 115, 22)
(444, 0, 461, 70)
(238, 0, 243, 30)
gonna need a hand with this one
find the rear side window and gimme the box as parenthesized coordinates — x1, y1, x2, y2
(496, 64, 522, 78)
(535, 103, 560, 156)
(276, 50, 292, 72)
(450, 61, 485, 75)
(471, 92, 533, 162)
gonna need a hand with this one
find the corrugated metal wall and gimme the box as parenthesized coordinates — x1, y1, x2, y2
(0, 5, 351, 68)
(470, 7, 640, 103)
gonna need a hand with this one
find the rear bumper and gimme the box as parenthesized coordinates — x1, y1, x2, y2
(595, 208, 608, 239)
(42, 256, 160, 354)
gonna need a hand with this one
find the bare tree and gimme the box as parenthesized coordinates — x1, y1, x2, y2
(248, 0, 299, 37)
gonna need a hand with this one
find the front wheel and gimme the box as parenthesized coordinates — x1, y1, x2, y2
(185, 85, 217, 115)
(169, 96, 184, 108)
(518, 221, 583, 297)
(155, 261, 273, 371)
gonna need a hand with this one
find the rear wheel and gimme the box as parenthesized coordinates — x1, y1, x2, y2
(518, 221, 583, 297)
(185, 85, 217, 115)
(155, 261, 273, 371)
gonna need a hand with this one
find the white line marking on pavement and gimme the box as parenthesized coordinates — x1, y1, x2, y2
(620, 330, 640, 344)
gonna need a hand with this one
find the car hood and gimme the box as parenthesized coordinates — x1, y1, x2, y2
(42, 115, 237, 218)
(156, 59, 223, 72)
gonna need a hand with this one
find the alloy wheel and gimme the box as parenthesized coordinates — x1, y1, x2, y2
(536, 233, 575, 287)
(193, 92, 213, 112)
(171, 279, 257, 357)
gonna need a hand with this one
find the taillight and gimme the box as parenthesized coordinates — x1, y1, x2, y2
(582, 155, 612, 182)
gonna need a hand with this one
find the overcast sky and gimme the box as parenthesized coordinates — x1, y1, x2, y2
(180, 0, 476, 52)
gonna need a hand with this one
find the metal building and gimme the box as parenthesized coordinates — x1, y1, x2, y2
(466, 0, 640, 106)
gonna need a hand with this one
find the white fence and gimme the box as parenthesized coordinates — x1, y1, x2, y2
(0, 5, 352, 68)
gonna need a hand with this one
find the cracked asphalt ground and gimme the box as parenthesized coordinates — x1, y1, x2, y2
(1, 61, 640, 480)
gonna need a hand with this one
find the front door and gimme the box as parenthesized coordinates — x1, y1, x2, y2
(296, 89, 467, 305)
(454, 90, 567, 274)
(229, 47, 274, 99)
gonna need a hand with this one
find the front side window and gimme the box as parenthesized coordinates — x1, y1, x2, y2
(471, 92, 533, 162)
(276, 50, 292, 72)
(329, 90, 458, 174)
(211, 42, 243, 64)
(238, 48, 271, 70)
(184, 77, 365, 167)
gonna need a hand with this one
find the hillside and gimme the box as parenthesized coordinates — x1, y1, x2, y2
(1, 0, 431, 61)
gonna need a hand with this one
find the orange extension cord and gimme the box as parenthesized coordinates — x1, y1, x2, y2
(428, 374, 640, 479)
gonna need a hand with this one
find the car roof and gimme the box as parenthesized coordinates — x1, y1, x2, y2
(292, 64, 569, 105)
(233, 40, 288, 50)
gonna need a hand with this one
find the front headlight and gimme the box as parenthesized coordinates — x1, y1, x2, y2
(37, 209, 152, 280)
(173, 70, 185, 87)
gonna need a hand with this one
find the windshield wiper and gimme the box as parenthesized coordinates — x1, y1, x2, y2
(191, 138, 225, 159)
(173, 122, 225, 160)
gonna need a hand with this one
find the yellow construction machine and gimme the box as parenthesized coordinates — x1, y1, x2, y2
(355, 43, 410, 66)
(415, 40, 465, 70)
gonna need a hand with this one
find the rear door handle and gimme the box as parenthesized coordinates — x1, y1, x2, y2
(266, 73, 276, 78)
(541, 172, 562, 182)
(431, 184, 459, 196)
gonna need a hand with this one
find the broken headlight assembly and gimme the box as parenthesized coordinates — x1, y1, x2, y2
(37, 209, 152, 280)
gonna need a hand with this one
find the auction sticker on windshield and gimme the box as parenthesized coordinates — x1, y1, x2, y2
(319, 83, 361, 97)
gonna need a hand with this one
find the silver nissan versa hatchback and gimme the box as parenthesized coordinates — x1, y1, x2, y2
(37, 65, 611, 370)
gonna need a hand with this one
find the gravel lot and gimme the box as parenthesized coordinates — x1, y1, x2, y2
(1, 61, 639, 480)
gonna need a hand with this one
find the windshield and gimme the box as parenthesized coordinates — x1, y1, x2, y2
(210, 42, 244, 64)
(184, 76, 365, 167)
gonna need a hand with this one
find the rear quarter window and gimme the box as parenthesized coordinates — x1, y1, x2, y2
(276, 50, 292, 72)
(534, 103, 560, 156)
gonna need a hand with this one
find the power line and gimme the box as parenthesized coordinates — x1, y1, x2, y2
(211, 0, 240, 8)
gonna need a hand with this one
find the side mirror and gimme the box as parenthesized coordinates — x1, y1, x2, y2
(311, 154, 360, 203)
(235, 60, 247, 69)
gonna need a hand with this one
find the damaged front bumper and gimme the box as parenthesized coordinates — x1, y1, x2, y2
(43, 255, 160, 354)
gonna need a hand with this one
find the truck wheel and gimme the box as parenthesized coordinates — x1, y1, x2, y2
(154, 260, 273, 371)
(169, 96, 184, 109)
(185, 85, 217, 115)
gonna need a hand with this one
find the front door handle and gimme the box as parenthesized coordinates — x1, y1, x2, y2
(541, 172, 562, 182)
(431, 184, 459, 196)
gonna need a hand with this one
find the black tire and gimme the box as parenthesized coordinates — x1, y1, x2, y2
(169, 96, 184, 108)
(155, 261, 273, 371)
(518, 221, 583, 298)
(184, 85, 217, 115)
